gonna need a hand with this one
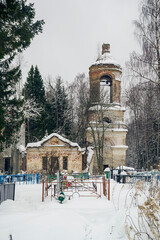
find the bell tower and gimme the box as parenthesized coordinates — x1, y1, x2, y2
(89, 43, 121, 104)
(87, 43, 128, 173)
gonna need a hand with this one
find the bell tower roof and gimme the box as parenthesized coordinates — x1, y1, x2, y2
(93, 43, 121, 68)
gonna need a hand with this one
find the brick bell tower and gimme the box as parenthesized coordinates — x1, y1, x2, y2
(87, 43, 128, 173)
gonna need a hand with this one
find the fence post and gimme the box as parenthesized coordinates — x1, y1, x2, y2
(103, 176, 106, 196)
(42, 180, 44, 202)
(45, 180, 48, 197)
(108, 179, 110, 200)
(36, 173, 40, 184)
(13, 183, 15, 201)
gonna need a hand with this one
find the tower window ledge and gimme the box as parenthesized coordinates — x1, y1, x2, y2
(107, 128, 128, 132)
(88, 104, 125, 111)
(111, 145, 128, 149)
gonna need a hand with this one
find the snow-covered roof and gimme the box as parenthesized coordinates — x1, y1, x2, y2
(26, 133, 82, 151)
(92, 52, 121, 68)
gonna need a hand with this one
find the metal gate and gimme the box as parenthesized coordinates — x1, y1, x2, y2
(42, 176, 110, 201)
(0, 183, 15, 204)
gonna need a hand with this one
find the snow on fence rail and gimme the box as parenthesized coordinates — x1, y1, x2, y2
(0, 173, 40, 184)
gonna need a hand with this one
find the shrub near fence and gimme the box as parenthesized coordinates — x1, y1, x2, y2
(0, 173, 40, 184)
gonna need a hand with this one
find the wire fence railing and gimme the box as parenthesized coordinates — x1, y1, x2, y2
(0, 173, 40, 184)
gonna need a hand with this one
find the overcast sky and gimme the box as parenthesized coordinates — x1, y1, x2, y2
(22, 0, 140, 85)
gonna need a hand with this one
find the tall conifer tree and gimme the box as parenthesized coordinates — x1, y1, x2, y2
(54, 77, 72, 137)
(45, 77, 72, 137)
(0, 0, 44, 150)
(24, 66, 46, 143)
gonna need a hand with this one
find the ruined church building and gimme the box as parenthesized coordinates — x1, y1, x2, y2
(87, 43, 128, 173)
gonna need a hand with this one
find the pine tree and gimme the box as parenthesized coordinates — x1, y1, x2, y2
(54, 77, 72, 137)
(24, 65, 45, 104)
(24, 66, 46, 143)
(0, 0, 44, 150)
(45, 77, 72, 137)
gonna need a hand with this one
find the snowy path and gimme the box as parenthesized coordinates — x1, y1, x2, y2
(0, 182, 129, 240)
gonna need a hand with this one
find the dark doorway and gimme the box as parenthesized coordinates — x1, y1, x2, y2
(63, 157, 68, 170)
(42, 157, 47, 170)
(5, 157, 10, 172)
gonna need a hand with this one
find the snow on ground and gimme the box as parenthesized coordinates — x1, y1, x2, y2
(0, 180, 138, 240)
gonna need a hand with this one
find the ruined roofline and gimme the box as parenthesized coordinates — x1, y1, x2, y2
(91, 43, 121, 69)
(26, 133, 82, 151)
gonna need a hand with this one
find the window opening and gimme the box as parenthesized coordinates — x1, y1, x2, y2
(100, 75, 112, 103)
(42, 157, 47, 170)
(63, 157, 68, 170)
(51, 157, 59, 172)
(5, 157, 10, 172)
(103, 117, 112, 123)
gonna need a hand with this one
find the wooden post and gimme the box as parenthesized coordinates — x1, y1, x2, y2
(47, 179, 48, 196)
(108, 179, 110, 200)
(103, 176, 106, 196)
(42, 180, 44, 202)
(45, 179, 48, 197)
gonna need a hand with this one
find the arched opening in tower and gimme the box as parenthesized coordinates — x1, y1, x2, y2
(100, 75, 112, 103)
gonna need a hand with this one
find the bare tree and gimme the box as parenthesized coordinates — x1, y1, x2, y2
(87, 105, 106, 173)
(87, 100, 116, 174)
(126, 0, 160, 89)
(125, 0, 160, 169)
(125, 82, 160, 169)
(67, 73, 90, 146)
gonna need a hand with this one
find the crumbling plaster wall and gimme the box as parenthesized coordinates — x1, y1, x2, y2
(27, 146, 82, 174)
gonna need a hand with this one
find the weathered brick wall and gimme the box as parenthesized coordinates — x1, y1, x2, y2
(27, 146, 82, 174)
(89, 65, 122, 104)
(86, 122, 128, 170)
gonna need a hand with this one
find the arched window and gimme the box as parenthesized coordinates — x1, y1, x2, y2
(103, 117, 112, 123)
(100, 75, 112, 103)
